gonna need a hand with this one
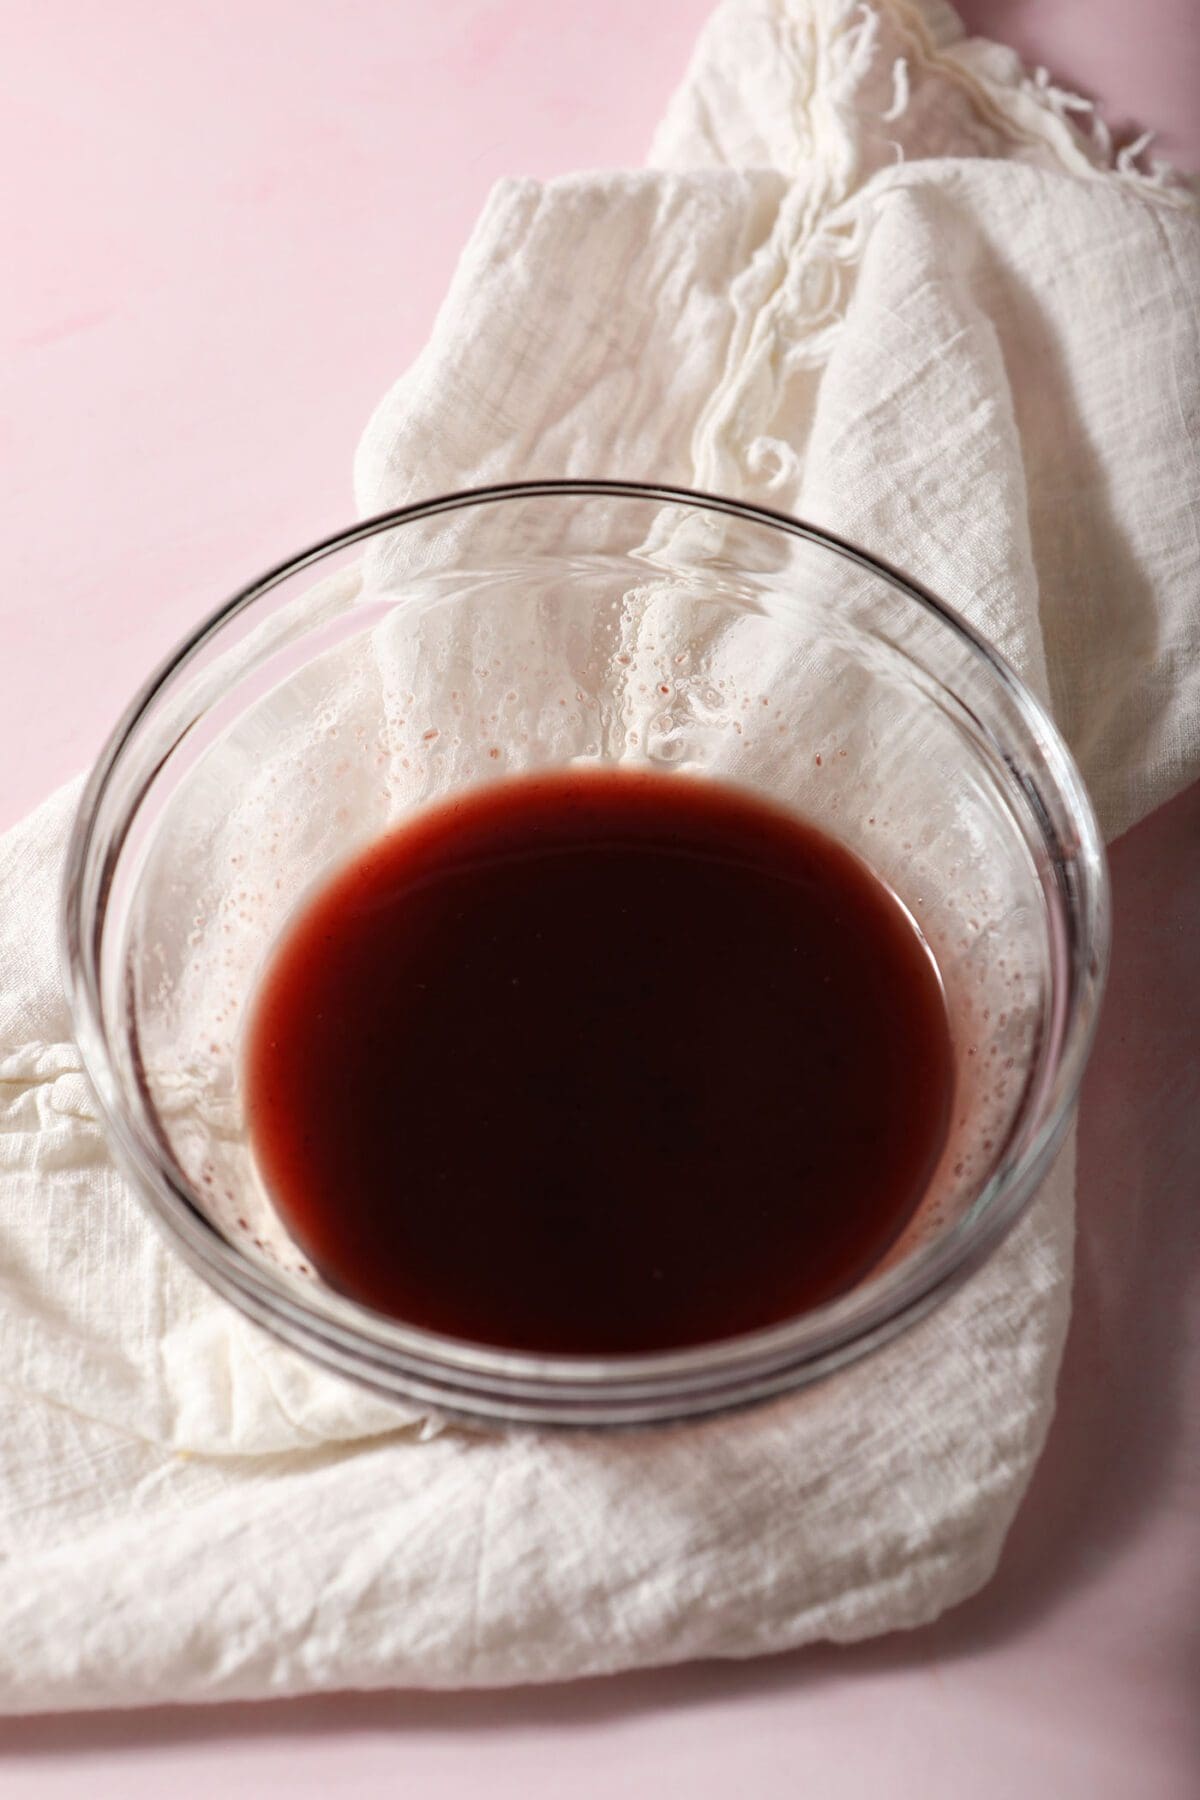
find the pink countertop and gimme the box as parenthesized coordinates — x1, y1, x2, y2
(3, 4, 1197, 1795)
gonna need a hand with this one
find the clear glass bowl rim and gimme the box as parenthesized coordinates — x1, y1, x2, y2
(61, 479, 1110, 1424)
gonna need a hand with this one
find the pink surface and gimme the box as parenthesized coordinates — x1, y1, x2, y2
(2, 3, 1197, 1795)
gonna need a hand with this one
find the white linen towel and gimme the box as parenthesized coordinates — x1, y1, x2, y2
(1, 0, 1196, 1711)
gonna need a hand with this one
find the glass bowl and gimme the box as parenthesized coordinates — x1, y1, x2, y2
(61, 481, 1109, 1425)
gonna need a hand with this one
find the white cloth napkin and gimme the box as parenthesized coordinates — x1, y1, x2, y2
(1, 0, 1196, 1713)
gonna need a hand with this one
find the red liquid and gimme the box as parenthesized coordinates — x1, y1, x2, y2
(245, 770, 954, 1353)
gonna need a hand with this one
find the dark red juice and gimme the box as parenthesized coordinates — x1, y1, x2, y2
(245, 769, 954, 1353)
